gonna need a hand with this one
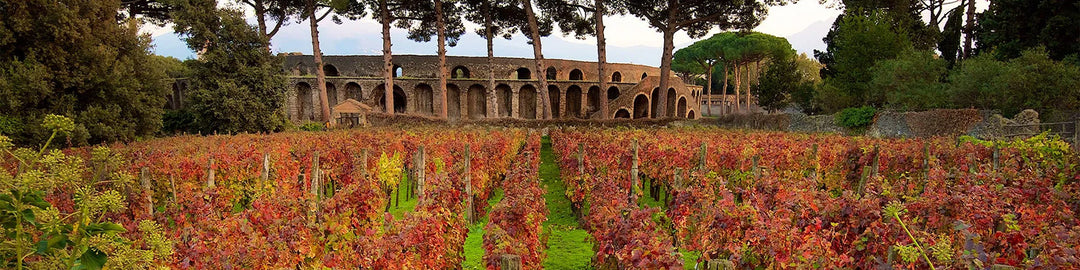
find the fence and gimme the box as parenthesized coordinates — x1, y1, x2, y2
(1002, 118, 1080, 150)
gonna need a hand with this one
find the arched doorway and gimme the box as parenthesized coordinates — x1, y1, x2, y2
(666, 88, 677, 117)
(447, 84, 461, 120)
(641, 72, 648, 80)
(452, 66, 470, 78)
(688, 110, 696, 119)
(611, 72, 622, 82)
(393, 65, 403, 77)
(587, 86, 600, 115)
(546, 67, 557, 80)
(345, 82, 362, 101)
(633, 94, 649, 119)
(326, 82, 338, 108)
(415, 84, 434, 116)
(516, 68, 531, 79)
(548, 85, 561, 118)
(566, 85, 582, 118)
(323, 65, 339, 76)
(677, 96, 687, 118)
(296, 82, 313, 121)
(496, 84, 512, 118)
(569, 69, 583, 80)
(607, 86, 620, 101)
(467, 84, 487, 119)
(374, 84, 407, 114)
(650, 88, 659, 118)
(519, 85, 537, 119)
(614, 109, 631, 119)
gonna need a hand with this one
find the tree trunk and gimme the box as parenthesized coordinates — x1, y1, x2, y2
(705, 64, 712, 116)
(721, 64, 729, 115)
(485, 0, 498, 118)
(254, 0, 270, 52)
(436, 0, 449, 118)
(733, 63, 741, 113)
(381, 0, 395, 114)
(745, 64, 752, 114)
(309, 1, 331, 122)
(595, 0, 608, 119)
(962, 0, 975, 58)
(657, 27, 676, 118)
(522, 0, 551, 119)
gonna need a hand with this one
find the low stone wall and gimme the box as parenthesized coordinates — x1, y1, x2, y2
(706, 109, 1013, 139)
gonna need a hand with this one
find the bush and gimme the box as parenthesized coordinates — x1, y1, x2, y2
(836, 106, 877, 129)
(298, 122, 325, 132)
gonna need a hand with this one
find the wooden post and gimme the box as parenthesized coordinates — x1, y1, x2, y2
(871, 145, 880, 179)
(810, 143, 819, 182)
(698, 142, 707, 172)
(992, 141, 1000, 172)
(262, 153, 271, 182)
(751, 155, 761, 179)
(577, 143, 585, 176)
(139, 167, 153, 217)
(1074, 118, 1079, 152)
(416, 146, 426, 200)
(207, 158, 216, 188)
(673, 168, 683, 189)
(706, 259, 735, 270)
(169, 174, 177, 204)
(312, 151, 321, 199)
(630, 140, 639, 204)
(922, 142, 931, 181)
(464, 144, 474, 224)
(858, 165, 870, 198)
(499, 254, 522, 270)
(361, 149, 370, 179)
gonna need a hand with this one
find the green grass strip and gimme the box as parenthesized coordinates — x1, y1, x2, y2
(540, 136, 595, 269)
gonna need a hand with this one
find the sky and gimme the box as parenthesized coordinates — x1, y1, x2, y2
(146, 1, 983, 67)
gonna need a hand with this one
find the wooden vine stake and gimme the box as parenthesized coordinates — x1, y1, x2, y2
(697, 142, 707, 172)
(139, 167, 153, 218)
(464, 144, 474, 224)
(206, 158, 216, 188)
(810, 143, 819, 182)
(922, 142, 931, 181)
(871, 145, 880, 179)
(577, 143, 585, 175)
(857, 166, 871, 198)
(992, 141, 1000, 172)
(415, 146, 426, 200)
(751, 155, 761, 180)
(630, 140, 639, 204)
(499, 254, 522, 270)
(311, 151, 321, 199)
(261, 153, 270, 192)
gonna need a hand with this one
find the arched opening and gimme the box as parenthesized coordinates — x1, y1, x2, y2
(607, 86, 620, 101)
(467, 84, 487, 119)
(345, 82, 362, 101)
(641, 72, 648, 80)
(293, 63, 308, 76)
(666, 88, 677, 117)
(296, 82, 313, 121)
(374, 84, 407, 114)
(548, 85, 561, 118)
(393, 65, 403, 78)
(650, 87, 660, 118)
(519, 85, 537, 119)
(496, 84, 512, 118)
(415, 84, 434, 116)
(324, 65, 339, 77)
(546, 67, 557, 80)
(326, 82, 338, 109)
(447, 84, 461, 120)
(677, 96, 687, 118)
(633, 94, 649, 119)
(688, 110, 696, 119)
(452, 66, 470, 79)
(611, 71, 622, 82)
(566, 85, 582, 118)
(569, 69, 583, 80)
(587, 86, 600, 115)
(516, 67, 531, 80)
(614, 109, 631, 119)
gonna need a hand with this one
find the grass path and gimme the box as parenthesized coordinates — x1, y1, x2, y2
(462, 188, 505, 269)
(540, 136, 594, 269)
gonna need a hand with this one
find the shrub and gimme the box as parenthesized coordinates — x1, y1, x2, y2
(298, 122, 325, 132)
(836, 106, 877, 129)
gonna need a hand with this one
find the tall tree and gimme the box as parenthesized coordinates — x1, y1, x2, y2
(521, 0, 554, 118)
(1, 0, 168, 145)
(623, 0, 776, 117)
(364, 0, 438, 114)
(815, 9, 914, 111)
(537, 0, 627, 118)
(975, 0, 1080, 61)
(119, 0, 175, 25)
(236, 0, 304, 51)
(395, 0, 465, 118)
(172, 0, 288, 133)
(306, 0, 333, 122)
(462, 0, 536, 118)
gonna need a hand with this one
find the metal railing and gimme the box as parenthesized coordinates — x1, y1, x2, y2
(1002, 118, 1079, 150)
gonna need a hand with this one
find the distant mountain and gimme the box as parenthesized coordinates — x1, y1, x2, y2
(784, 19, 835, 57)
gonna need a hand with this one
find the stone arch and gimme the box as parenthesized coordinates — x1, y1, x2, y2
(633, 94, 649, 119)
(516, 67, 531, 80)
(614, 108, 631, 119)
(393, 65, 403, 78)
(607, 86, 620, 101)
(566, 85, 582, 118)
(496, 84, 512, 118)
(324, 64, 339, 76)
(326, 82, 338, 108)
(467, 84, 487, 119)
(415, 84, 434, 116)
(641, 72, 648, 80)
(345, 82, 362, 101)
(587, 86, 600, 115)
(666, 88, 677, 117)
(548, 85, 561, 118)
(447, 84, 462, 119)
(519, 85, 537, 119)
(677, 96, 687, 118)
(546, 67, 557, 80)
(374, 84, 407, 114)
(296, 82, 313, 121)
(688, 110, 696, 119)
(569, 69, 584, 81)
(294, 63, 308, 76)
(611, 71, 622, 82)
(452, 66, 470, 79)
(650, 87, 660, 118)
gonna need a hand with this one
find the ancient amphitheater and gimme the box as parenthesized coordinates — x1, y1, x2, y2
(282, 54, 702, 122)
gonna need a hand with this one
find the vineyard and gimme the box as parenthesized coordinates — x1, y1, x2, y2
(2, 123, 1079, 269)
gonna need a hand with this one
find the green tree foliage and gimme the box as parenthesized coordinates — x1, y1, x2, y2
(947, 48, 1080, 118)
(0, 0, 169, 146)
(868, 50, 949, 111)
(976, 0, 1080, 62)
(815, 9, 913, 112)
(171, 0, 289, 134)
(836, 106, 877, 129)
(753, 59, 809, 113)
